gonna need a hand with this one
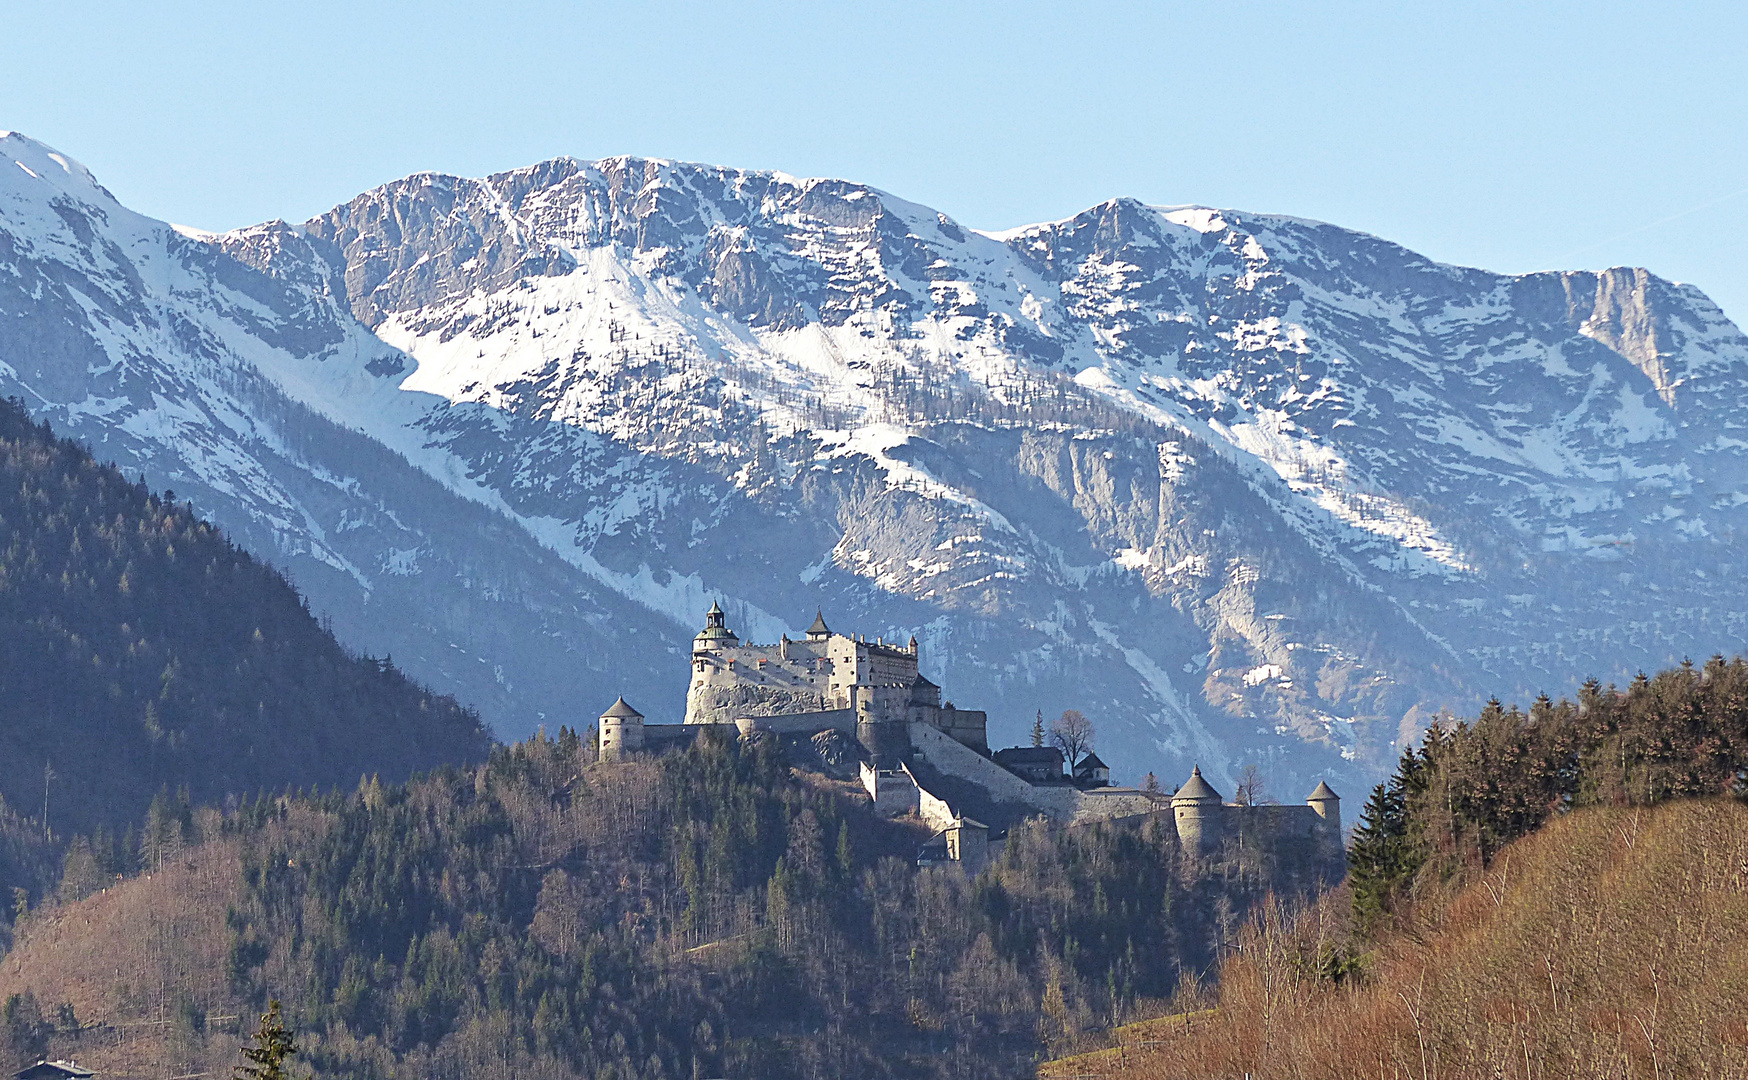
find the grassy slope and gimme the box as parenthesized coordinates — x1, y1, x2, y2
(1075, 799, 1748, 1080)
(0, 829, 248, 1079)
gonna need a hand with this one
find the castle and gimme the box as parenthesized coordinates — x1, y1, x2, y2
(597, 604, 1342, 875)
(683, 603, 988, 755)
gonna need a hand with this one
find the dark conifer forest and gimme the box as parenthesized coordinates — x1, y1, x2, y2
(2, 729, 1322, 1080)
(0, 398, 490, 850)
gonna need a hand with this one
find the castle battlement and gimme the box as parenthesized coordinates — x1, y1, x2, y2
(1168, 766, 1343, 871)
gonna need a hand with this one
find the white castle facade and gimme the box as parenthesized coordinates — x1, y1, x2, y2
(597, 605, 1342, 875)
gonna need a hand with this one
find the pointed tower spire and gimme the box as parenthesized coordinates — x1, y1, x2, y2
(806, 608, 831, 641)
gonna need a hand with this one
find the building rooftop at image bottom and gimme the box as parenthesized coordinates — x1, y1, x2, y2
(17, 1062, 95, 1080)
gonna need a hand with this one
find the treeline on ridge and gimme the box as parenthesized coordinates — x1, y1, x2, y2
(1349, 653, 1748, 928)
(1062, 653, 1748, 1080)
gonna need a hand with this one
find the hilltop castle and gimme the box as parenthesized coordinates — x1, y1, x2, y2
(683, 603, 988, 755)
(597, 604, 1342, 876)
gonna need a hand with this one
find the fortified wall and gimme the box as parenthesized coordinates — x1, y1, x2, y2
(1169, 766, 1344, 877)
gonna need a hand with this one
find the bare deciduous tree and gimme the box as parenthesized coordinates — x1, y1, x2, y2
(1234, 764, 1269, 806)
(1048, 710, 1094, 768)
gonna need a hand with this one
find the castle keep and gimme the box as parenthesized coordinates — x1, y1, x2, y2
(683, 604, 988, 755)
(598, 604, 1342, 875)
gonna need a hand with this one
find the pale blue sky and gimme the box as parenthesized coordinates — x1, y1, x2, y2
(9, 1, 1748, 323)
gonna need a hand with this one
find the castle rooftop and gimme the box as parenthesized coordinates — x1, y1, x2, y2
(1171, 766, 1222, 802)
(601, 696, 643, 720)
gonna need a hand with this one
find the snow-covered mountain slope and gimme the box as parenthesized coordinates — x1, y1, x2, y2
(4, 133, 1746, 794)
(0, 133, 689, 728)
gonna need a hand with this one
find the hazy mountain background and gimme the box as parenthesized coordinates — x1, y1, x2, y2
(5, 130, 1746, 794)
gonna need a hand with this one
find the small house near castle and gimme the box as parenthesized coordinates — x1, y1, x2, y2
(596, 605, 1342, 876)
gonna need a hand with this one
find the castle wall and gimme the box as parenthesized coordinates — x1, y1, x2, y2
(913, 768, 960, 831)
(908, 723, 1081, 819)
(1067, 789, 1166, 825)
(934, 706, 989, 754)
(1227, 804, 1325, 844)
(685, 638, 831, 724)
(860, 759, 922, 817)
(1169, 801, 1344, 876)
(735, 708, 857, 737)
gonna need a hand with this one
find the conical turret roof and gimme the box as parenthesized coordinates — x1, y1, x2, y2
(1308, 780, 1339, 801)
(1172, 765, 1222, 802)
(807, 608, 831, 636)
(600, 696, 643, 720)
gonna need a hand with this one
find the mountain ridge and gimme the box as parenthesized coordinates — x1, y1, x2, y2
(3, 130, 1745, 794)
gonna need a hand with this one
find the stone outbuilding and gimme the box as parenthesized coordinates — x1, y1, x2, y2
(993, 746, 1065, 782)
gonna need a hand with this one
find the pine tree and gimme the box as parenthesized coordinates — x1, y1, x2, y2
(1348, 748, 1426, 934)
(1031, 711, 1044, 748)
(235, 1000, 297, 1080)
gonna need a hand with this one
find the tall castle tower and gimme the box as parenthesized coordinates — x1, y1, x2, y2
(597, 696, 645, 763)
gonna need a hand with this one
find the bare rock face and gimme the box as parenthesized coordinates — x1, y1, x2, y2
(686, 683, 828, 725)
(4, 132, 1748, 795)
(811, 729, 857, 767)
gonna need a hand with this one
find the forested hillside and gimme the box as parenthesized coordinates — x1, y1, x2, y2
(0, 397, 491, 849)
(0, 730, 1325, 1080)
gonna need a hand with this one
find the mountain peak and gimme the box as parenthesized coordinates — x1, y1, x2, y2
(0, 131, 116, 207)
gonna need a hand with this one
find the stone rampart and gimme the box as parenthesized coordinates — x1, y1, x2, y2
(735, 708, 857, 737)
(1067, 788, 1167, 825)
(908, 723, 1079, 819)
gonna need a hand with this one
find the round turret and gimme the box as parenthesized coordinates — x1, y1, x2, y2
(597, 696, 645, 763)
(1306, 780, 1341, 828)
(1170, 765, 1224, 855)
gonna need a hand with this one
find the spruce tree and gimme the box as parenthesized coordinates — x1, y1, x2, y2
(1348, 747, 1427, 934)
(235, 1000, 297, 1080)
(1031, 710, 1044, 748)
